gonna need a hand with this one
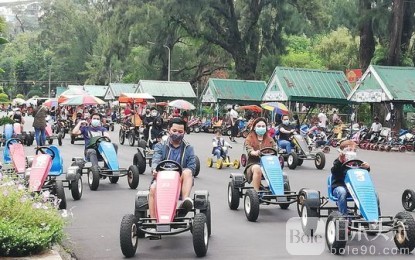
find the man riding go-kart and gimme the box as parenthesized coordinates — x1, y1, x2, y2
(147, 117, 196, 238)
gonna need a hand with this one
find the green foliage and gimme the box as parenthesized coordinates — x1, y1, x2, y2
(0, 93, 9, 103)
(0, 116, 14, 126)
(16, 94, 24, 99)
(356, 103, 372, 125)
(0, 177, 65, 257)
(26, 89, 44, 98)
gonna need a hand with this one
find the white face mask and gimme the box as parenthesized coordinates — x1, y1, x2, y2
(344, 150, 357, 161)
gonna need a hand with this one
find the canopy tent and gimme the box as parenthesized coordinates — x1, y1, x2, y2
(136, 80, 196, 101)
(348, 65, 415, 103)
(200, 78, 267, 104)
(263, 67, 352, 104)
(118, 93, 155, 103)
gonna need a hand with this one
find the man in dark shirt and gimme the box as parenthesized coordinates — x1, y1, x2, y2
(278, 115, 295, 153)
(331, 140, 370, 215)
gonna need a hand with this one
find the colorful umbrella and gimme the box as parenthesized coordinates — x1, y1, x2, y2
(168, 99, 196, 110)
(58, 89, 88, 103)
(43, 98, 58, 108)
(12, 98, 26, 105)
(61, 95, 105, 106)
(260, 102, 289, 115)
(238, 105, 263, 113)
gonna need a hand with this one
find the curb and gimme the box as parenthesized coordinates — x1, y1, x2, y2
(3, 244, 75, 260)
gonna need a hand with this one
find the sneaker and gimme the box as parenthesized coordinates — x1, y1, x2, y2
(180, 197, 193, 214)
(145, 228, 160, 240)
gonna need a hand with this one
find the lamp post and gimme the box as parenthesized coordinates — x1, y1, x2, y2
(48, 65, 51, 98)
(147, 41, 171, 81)
(163, 45, 171, 81)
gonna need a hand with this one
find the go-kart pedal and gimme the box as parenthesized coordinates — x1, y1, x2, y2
(177, 197, 193, 217)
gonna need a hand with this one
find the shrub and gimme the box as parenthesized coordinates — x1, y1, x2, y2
(0, 177, 66, 257)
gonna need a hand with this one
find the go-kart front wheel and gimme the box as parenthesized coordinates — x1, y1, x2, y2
(58, 133, 63, 146)
(233, 159, 240, 169)
(216, 158, 223, 169)
(120, 214, 138, 258)
(228, 181, 240, 210)
(88, 166, 100, 191)
(119, 129, 125, 145)
(315, 152, 326, 170)
(194, 156, 200, 177)
(326, 211, 348, 255)
(402, 189, 415, 211)
(200, 200, 212, 236)
(55, 181, 67, 210)
(192, 213, 209, 257)
(207, 157, 213, 168)
(393, 211, 415, 253)
(128, 132, 135, 146)
(70, 173, 83, 200)
(244, 189, 260, 222)
(133, 152, 146, 174)
(127, 165, 140, 189)
(301, 203, 318, 236)
(287, 152, 298, 170)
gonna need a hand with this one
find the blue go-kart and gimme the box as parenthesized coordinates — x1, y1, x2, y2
(227, 147, 298, 222)
(299, 159, 415, 254)
(72, 136, 140, 191)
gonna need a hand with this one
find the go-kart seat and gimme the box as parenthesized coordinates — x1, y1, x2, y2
(47, 145, 63, 176)
(327, 175, 353, 202)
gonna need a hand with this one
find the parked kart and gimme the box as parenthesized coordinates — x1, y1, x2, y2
(298, 159, 415, 254)
(2, 138, 27, 175)
(228, 147, 298, 222)
(119, 160, 210, 258)
(133, 137, 201, 177)
(207, 146, 240, 169)
(187, 117, 201, 133)
(71, 136, 140, 191)
(283, 134, 326, 170)
(25, 146, 83, 209)
(402, 189, 415, 212)
(0, 123, 34, 146)
(46, 123, 63, 146)
(103, 116, 115, 132)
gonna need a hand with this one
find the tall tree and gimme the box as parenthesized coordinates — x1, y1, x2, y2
(358, 0, 375, 71)
(387, 0, 405, 65)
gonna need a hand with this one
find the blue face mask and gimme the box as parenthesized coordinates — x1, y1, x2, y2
(282, 120, 290, 125)
(255, 126, 266, 136)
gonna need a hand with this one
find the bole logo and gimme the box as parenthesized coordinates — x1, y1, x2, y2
(285, 217, 325, 255)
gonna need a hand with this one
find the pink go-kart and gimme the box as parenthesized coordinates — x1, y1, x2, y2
(120, 160, 211, 258)
(45, 123, 63, 146)
(2, 138, 27, 175)
(25, 146, 83, 209)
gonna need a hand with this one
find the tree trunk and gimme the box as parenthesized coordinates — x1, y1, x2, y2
(387, 0, 405, 66)
(358, 0, 375, 71)
(401, 1, 415, 53)
(233, 51, 257, 80)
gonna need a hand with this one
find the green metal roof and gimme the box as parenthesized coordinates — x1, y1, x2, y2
(108, 83, 138, 97)
(348, 65, 415, 102)
(55, 86, 67, 97)
(84, 85, 108, 98)
(201, 78, 267, 104)
(137, 80, 196, 101)
(263, 67, 352, 104)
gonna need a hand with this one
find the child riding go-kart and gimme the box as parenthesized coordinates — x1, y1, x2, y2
(207, 130, 240, 169)
(25, 145, 83, 209)
(119, 160, 210, 258)
(228, 147, 298, 222)
(298, 158, 415, 254)
(72, 136, 140, 190)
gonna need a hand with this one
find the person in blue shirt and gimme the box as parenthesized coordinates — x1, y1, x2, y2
(72, 113, 118, 168)
(147, 118, 196, 237)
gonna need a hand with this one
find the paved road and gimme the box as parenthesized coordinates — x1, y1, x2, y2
(12, 115, 415, 259)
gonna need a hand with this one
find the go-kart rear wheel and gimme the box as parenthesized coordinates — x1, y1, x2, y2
(109, 176, 119, 184)
(287, 152, 298, 170)
(133, 152, 146, 174)
(194, 156, 200, 177)
(233, 159, 240, 169)
(70, 135, 75, 144)
(70, 173, 83, 200)
(315, 152, 326, 170)
(297, 159, 304, 166)
(58, 134, 63, 146)
(244, 189, 260, 222)
(240, 154, 247, 167)
(216, 158, 223, 169)
(119, 129, 125, 145)
(48, 138, 53, 145)
(88, 166, 100, 191)
(55, 181, 67, 210)
(200, 200, 212, 236)
(228, 181, 240, 210)
(194, 126, 200, 133)
(301, 203, 318, 236)
(127, 165, 140, 189)
(192, 213, 209, 257)
(226, 156, 231, 167)
(128, 132, 135, 146)
(402, 189, 415, 212)
(326, 211, 348, 255)
(120, 214, 139, 258)
(393, 211, 415, 253)
(110, 125, 114, 131)
(207, 157, 213, 167)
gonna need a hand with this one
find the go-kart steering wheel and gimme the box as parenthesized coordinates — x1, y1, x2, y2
(260, 147, 279, 156)
(6, 138, 23, 149)
(96, 136, 111, 144)
(155, 160, 183, 175)
(35, 146, 56, 160)
(342, 159, 364, 169)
